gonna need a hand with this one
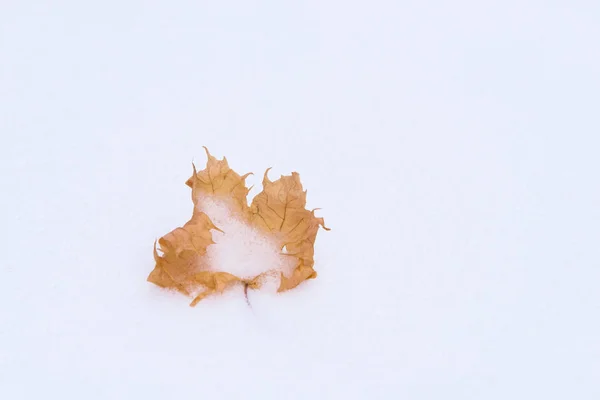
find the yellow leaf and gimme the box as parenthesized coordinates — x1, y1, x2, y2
(147, 210, 220, 297)
(148, 148, 328, 306)
(249, 170, 329, 292)
(185, 147, 251, 214)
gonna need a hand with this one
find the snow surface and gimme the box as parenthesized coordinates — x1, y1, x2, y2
(1, 1, 599, 399)
(198, 196, 295, 289)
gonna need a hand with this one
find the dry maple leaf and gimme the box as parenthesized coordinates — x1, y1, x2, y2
(148, 147, 329, 306)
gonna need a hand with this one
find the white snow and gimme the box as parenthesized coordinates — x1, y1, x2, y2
(197, 196, 295, 289)
(1, 1, 600, 399)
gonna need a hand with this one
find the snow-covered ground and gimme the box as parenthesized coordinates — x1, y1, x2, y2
(1, 1, 599, 398)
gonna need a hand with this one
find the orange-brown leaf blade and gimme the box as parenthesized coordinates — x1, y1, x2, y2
(186, 147, 251, 213)
(249, 170, 327, 291)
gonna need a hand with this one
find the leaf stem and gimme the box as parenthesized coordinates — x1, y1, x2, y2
(243, 282, 252, 308)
